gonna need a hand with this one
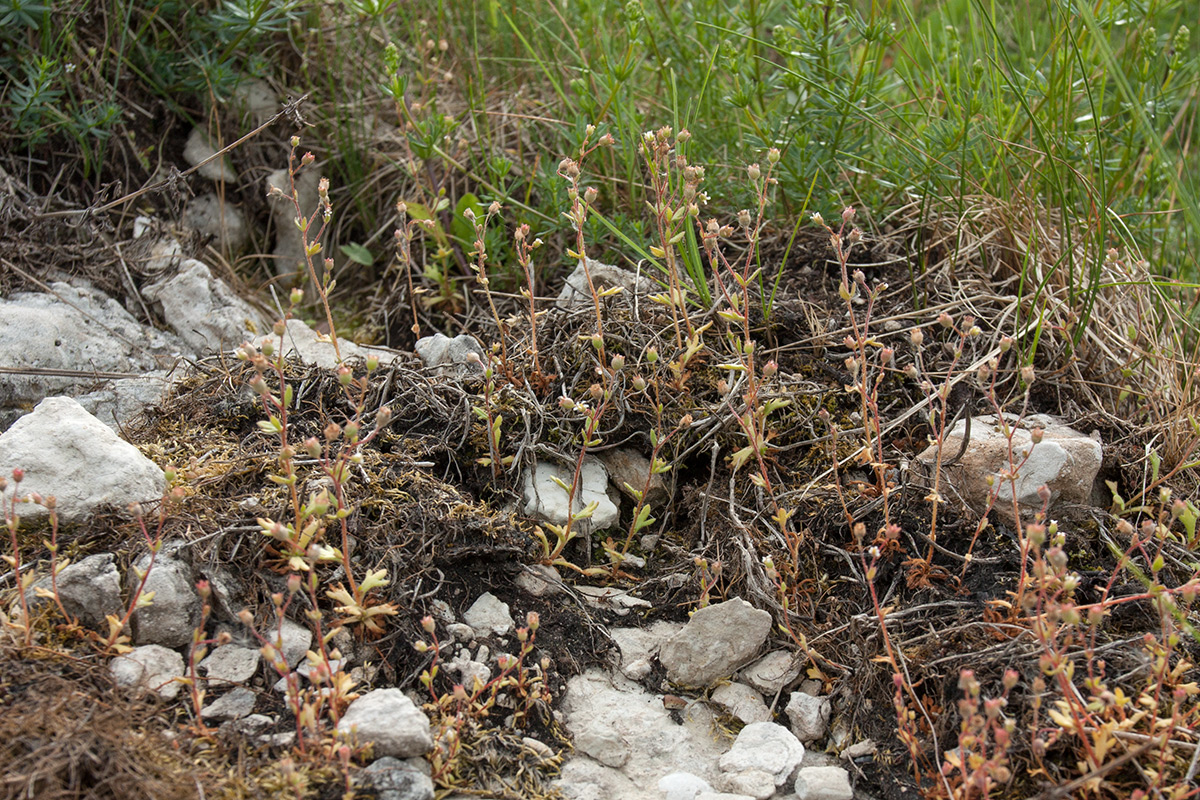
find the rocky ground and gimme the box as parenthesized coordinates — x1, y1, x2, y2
(2, 107, 1197, 800)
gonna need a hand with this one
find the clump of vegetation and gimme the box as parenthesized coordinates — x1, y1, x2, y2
(3, 1, 1200, 799)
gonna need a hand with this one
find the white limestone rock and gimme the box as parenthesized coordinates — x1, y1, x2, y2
(717, 722, 804, 799)
(199, 644, 261, 685)
(462, 592, 514, 636)
(143, 259, 264, 353)
(110, 644, 184, 700)
(272, 615, 312, 669)
(337, 688, 433, 758)
(182, 193, 250, 252)
(523, 457, 619, 532)
(739, 650, 802, 696)
(0, 282, 181, 415)
(355, 756, 434, 800)
(131, 548, 200, 649)
(265, 168, 320, 278)
(515, 564, 564, 596)
(249, 318, 399, 370)
(915, 413, 1102, 525)
(560, 668, 726, 791)
(184, 127, 237, 182)
(413, 333, 485, 379)
(794, 765, 854, 800)
(608, 622, 682, 681)
(26, 552, 122, 630)
(555, 259, 655, 308)
(201, 687, 257, 721)
(658, 771, 713, 800)
(231, 78, 278, 126)
(786, 691, 832, 743)
(659, 599, 773, 687)
(711, 682, 772, 725)
(575, 585, 652, 615)
(0, 397, 166, 522)
(74, 374, 173, 433)
(597, 447, 669, 506)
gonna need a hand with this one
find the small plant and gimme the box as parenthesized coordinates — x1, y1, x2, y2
(705, 150, 795, 544)
(267, 138, 343, 361)
(180, 579, 231, 734)
(413, 611, 553, 787)
(940, 668, 1018, 799)
(238, 295, 398, 636)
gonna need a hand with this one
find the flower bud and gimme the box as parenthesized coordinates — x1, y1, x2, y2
(747, 163, 761, 181)
(290, 287, 304, 305)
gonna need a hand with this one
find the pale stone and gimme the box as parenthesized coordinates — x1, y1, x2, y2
(462, 592, 513, 636)
(414, 333, 485, 379)
(515, 564, 564, 596)
(355, 757, 434, 800)
(265, 168, 320, 278)
(0, 283, 181, 418)
(182, 193, 250, 252)
(659, 599, 772, 686)
(794, 765, 853, 800)
(143, 259, 264, 353)
(717, 722, 804, 799)
(914, 413, 1102, 525)
(786, 691, 832, 743)
(711, 682, 771, 724)
(249, 318, 400, 370)
(561, 668, 726, 792)
(739, 650, 802, 696)
(201, 687, 257, 721)
(658, 771, 712, 800)
(132, 549, 200, 649)
(110, 644, 184, 700)
(523, 457, 619, 531)
(184, 127, 236, 182)
(555, 259, 655, 308)
(0, 397, 166, 522)
(26, 552, 122, 629)
(337, 688, 433, 758)
(199, 644, 261, 685)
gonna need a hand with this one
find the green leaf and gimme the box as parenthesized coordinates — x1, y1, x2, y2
(452, 193, 484, 245)
(340, 242, 374, 266)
